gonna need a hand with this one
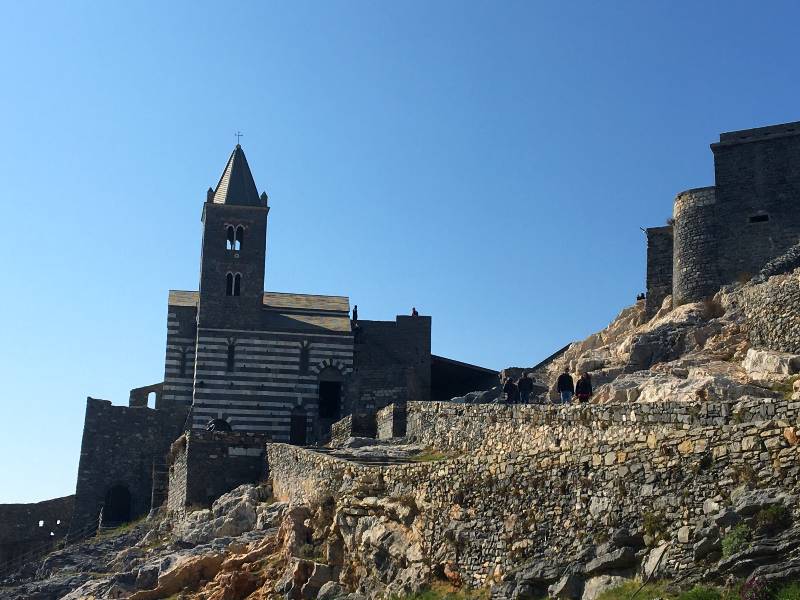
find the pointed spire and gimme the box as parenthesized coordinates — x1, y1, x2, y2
(211, 145, 265, 207)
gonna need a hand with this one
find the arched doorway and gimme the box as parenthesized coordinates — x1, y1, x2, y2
(289, 405, 307, 446)
(318, 367, 343, 421)
(102, 484, 132, 526)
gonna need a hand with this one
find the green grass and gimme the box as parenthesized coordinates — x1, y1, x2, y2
(755, 505, 792, 535)
(775, 583, 800, 600)
(678, 586, 723, 600)
(596, 580, 669, 600)
(96, 516, 147, 540)
(722, 524, 752, 558)
(390, 582, 489, 599)
(411, 447, 458, 462)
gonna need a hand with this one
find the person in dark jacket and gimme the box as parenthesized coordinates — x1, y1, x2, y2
(517, 372, 534, 404)
(502, 378, 519, 404)
(556, 368, 574, 403)
(575, 372, 593, 402)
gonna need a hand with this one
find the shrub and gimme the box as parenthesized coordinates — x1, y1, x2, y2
(740, 577, 771, 600)
(774, 582, 800, 600)
(754, 504, 791, 535)
(595, 580, 669, 600)
(721, 524, 752, 557)
(643, 511, 667, 541)
(677, 586, 722, 600)
(701, 298, 725, 319)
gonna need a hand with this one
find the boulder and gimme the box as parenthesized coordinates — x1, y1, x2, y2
(743, 348, 800, 378)
(317, 581, 347, 599)
(581, 575, 629, 600)
(731, 487, 793, 517)
(641, 543, 669, 579)
(584, 547, 636, 575)
(549, 572, 584, 600)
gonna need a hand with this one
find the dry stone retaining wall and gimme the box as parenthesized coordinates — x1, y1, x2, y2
(743, 271, 800, 353)
(268, 401, 800, 587)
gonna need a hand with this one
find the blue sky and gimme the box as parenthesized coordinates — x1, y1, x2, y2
(1, 1, 798, 502)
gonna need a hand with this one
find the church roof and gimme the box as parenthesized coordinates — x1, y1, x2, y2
(167, 290, 352, 334)
(211, 145, 265, 207)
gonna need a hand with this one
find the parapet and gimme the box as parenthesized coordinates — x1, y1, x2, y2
(714, 120, 800, 147)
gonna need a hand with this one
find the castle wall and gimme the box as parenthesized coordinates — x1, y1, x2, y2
(268, 400, 800, 587)
(0, 495, 73, 572)
(645, 225, 673, 316)
(162, 299, 198, 408)
(166, 430, 268, 517)
(743, 269, 800, 353)
(712, 123, 800, 284)
(70, 398, 188, 535)
(351, 316, 431, 411)
(672, 187, 720, 304)
(191, 329, 353, 442)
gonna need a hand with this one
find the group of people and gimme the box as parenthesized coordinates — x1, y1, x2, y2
(501, 368, 593, 404)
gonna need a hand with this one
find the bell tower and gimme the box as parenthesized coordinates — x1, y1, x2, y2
(198, 144, 270, 329)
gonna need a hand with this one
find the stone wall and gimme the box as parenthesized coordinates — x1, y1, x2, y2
(268, 400, 800, 587)
(352, 317, 432, 412)
(743, 270, 800, 353)
(166, 430, 269, 517)
(70, 398, 188, 536)
(0, 495, 74, 571)
(645, 225, 674, 317)
(330, 413, 377, 446)
(377, 402, 406, 440)
(712, 122, 800, 287)
(672, 187, 719, 305)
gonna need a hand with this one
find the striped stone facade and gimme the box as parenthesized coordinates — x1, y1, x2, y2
(190, 328, 354, 440)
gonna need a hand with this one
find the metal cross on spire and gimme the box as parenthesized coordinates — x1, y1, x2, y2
(235, 131, 243, 145)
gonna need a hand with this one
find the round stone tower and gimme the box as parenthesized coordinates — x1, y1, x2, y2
(672, 186, 720, 305)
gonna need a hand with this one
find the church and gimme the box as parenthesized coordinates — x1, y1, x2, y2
(67, 143, 497, 534)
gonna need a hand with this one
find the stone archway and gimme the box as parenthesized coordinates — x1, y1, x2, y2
(318, 366, 343, 421)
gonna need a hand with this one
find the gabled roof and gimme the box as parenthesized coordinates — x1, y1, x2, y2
(211, 145, 266, 207)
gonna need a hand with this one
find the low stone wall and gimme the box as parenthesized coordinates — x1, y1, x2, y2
(330, 413, 377, 447)
(268, 410, 800, 587)
(166, 431, 269, 518)
(744, 270, 800, 353)
(0, 495, 74, 571)
(403, 399, 799, 456)
(376, 402, 406, 440)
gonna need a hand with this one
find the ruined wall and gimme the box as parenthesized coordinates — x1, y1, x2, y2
(351, 316, 432, 411)
(645, 225, 673, 316)
(166, 430, 268, 517)
(329, 413, 377, 447)
(0, 495, 73, 571)
(268, 400, 800, 587)
(712, 122, 800, 285)
(743, 269, 800, 353)
(70, 398, 188, 536)
(376, 402, 407, 440)
(162, 296, 198, 409)
(672, 187, 719, 305)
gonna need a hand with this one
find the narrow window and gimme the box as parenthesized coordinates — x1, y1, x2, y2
(299, 341, 310, 374)
(226, 273, 234, 296)
(226, 342, 235, 372)
(233, 273, 241, 296)
(226, 225, 235, 250)
(749, 214, 769, 223)
(179, 347, 188, 377)
(235, 226, 244, 251)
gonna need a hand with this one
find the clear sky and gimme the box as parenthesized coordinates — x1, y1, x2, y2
(1, 1, 798, 502)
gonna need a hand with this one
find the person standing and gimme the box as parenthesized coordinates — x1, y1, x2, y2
(517, 372, 534, 404)
(352, 305, 358, 322)
(575, 372, 593, 402)
(411, 307, 419, 317)
(502, 377, 519, 404)
(556, 368, 574, 403)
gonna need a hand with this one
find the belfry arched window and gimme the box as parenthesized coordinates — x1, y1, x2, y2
(299, 341, 310, 374)
(226, 226, 235, 250)
(225, 273, 242, 296)
(235, 226, 244, 251)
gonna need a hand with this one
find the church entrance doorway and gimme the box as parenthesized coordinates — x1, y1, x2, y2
(318, 367, 343, 421)
(289, 406, 307, 445)
(102, 484, 131, 526)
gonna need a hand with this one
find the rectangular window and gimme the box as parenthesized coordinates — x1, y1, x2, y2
(749, 214, 769, 223)
(226, 344, 235, 372)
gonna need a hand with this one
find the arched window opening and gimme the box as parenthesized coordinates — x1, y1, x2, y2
(147, 392, 156, 408)
(102, 484, 132, 526)
(318, 367, 343, 420)
(299, 341, 310, 374)
(226, 342, 236, 372)
(234, 226, 244, 251)
(226, 225, 235, 250)
(233, 273, 241, 296)
(226, 273, 234, 296)
(206, 417, 232, 432)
